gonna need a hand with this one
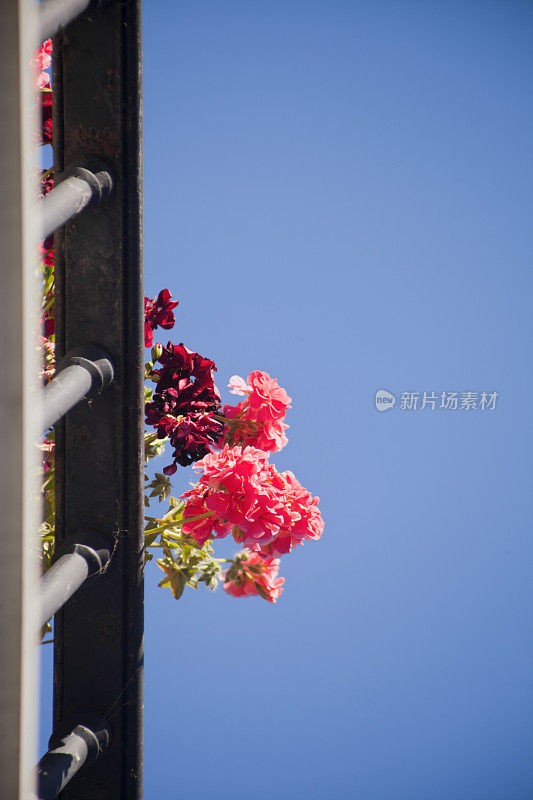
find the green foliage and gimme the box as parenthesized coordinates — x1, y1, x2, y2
(145, 430, 168, 461)
(146, 472, 172, 503)
(144, 500, 224, 598)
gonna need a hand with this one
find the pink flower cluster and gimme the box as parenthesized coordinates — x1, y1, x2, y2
(180, 444, 324, 559)
(33, 40, 53, 144)
(32, 39, 52, 88)
(35, 40, 55, 350)
(223, 551, 285, 603)
(222, 371, 291, 453)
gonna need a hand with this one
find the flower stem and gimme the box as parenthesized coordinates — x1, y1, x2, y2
(144, 512, 214, 538)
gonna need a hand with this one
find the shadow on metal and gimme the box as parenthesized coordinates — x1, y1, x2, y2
(39, 530, 112, 628)
(38, 0, 103, 45)
(40, 164, 112, 242)
(41, 346, 114, 434)
(33, 712, 110, 800)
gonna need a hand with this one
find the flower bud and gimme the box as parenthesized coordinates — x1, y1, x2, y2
(151, 342, 163, 362)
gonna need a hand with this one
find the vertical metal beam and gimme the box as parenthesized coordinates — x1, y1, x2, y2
(52, 0, 144, 797)
(0, 1, 41, 798)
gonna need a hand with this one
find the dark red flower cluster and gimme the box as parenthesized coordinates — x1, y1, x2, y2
(144, 289, 179, 347)
(40, 176, 54, 336)
(39, 171, 54, 198)
(41, 89, 52, 145)
(161, 414, 224, 474)
(42, 312, 54, 337)
(40, 234, 54, 268)
(145, 343, 224, 473)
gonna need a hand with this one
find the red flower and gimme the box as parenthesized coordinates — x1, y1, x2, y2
(144, 289, 179, 347)
(162, 413, 224, 472)
(152, 344, 216, 401)
(40, 86, 53, 145)
(39, 171, 54, 198)
(39, 235, 54, 268)
(43, 318, 55, 337)
(145, 342, 224, 471)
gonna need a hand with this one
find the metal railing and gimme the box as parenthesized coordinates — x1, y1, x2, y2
(33, 712, 111, 800)
(41, 347, 114, 433)
(40, 165, 113, 242)
(0, 0, 144, 797)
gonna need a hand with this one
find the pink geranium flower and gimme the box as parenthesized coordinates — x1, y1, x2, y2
(180, 445, 324, 556)
(32, 39, 52, 73)
(222, 371, 291, 453)
(32, 39, 52, 88)
(258, 470, 325, 558)
(181, 445, 278, 548)
(223, 551, 285, 603)
(179, 488, 214, 546)
(246, 370, 292, 421)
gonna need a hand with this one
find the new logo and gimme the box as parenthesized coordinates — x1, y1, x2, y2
(375, 389, 396, 412)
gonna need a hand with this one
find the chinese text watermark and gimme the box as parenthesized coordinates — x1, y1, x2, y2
(375, 389, 498, 413)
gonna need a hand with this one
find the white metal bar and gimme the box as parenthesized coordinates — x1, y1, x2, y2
(39, 0, 92, 44)
(39, 166, 113, 241)
(0, 0, 42, 798)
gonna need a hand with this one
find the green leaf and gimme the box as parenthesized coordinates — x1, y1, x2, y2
(146, 472, 173, 502)
(170, 569, 187, 599)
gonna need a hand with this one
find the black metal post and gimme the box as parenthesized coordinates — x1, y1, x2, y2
(39, 0, 95, 44)
(33, 714, 111, 800)
(41, 347, 114, 433)
(52, 0, 144, 798)
(40, 166, 112, 241)
(39, 531, 111, 627)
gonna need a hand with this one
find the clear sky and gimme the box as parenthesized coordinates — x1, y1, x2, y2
(40, 1, 533, 798)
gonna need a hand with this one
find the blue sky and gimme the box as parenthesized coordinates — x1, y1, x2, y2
(41, 2, 533, 797)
